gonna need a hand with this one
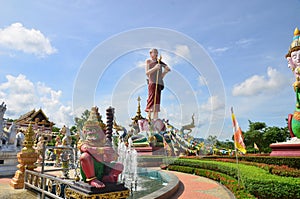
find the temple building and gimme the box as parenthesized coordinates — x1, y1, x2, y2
(15, 108, 54, 131)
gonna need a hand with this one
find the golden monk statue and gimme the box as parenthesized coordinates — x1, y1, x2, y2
(79, 107, 123, 188)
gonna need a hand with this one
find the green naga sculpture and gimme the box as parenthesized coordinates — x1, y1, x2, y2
(287, 27, 300, 139)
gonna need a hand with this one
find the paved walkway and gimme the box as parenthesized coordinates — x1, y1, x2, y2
(0, 177, 36, 199)
(0, 170, 235, 199)
(166, 170, 235, 199)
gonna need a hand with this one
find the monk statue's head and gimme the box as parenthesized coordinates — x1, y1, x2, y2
(149, 48, 158, 60)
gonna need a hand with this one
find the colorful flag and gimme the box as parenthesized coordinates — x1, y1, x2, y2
(254, 142, 259, 150)
(231, 107, 246, 154)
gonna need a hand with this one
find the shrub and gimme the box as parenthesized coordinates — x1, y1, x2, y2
(202, 156, 300, 169)
(209, 158, 300, 178)
(168, 165, 194, 174)
(170, 158, 300, 199)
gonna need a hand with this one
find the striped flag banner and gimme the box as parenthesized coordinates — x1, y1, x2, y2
(231, 107, 246, 154)
(254, 142, 259, 150)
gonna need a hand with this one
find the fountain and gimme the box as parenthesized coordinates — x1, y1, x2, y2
(117, 137, 181, 199)
(118, 138, 138, 191)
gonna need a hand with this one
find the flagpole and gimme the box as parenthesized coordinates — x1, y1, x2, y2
(235, 145, 241, 186)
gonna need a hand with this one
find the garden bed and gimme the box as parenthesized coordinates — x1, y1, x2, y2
(167, 158, 300, 199)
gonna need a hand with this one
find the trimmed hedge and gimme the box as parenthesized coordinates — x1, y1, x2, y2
(202, 156, 300, 169)
(208, 158, 300, 178)
(170, 159, 300, 199)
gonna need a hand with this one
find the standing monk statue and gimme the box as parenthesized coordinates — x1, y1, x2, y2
(145, 48, 171, 120)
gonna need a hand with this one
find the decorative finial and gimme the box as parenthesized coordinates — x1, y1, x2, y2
(287, 27, 300, 56)
(131, 96, 145, 122)
(294, 27, 300, 36)
(22, 122, 36, 153)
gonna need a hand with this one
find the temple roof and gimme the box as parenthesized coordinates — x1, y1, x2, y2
(16, 108, 54, 126)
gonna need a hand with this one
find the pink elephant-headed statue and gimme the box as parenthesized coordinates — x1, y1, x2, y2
(79, 107, 123, 188)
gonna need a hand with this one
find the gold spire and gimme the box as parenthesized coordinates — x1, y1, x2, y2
(294, 27, 300, 36)
(22, 123, 35, 153)
(131, 96, 145, 122)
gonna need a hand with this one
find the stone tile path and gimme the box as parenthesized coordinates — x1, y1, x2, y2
(167, 170, 235, 199)
(0, 177, 36, 199)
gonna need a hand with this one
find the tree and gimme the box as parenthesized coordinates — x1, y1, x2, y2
(206, 135, 217, 147)
(243, 121, 290, 153)
(74, 109, 90, 131)
(70, 126, 77, 134)
(248, 120, 266, 132)
(216, 139, 234, 149)
(261, 126, 289, 152)
(244, 130, 262, 148)
(52, 126, 60, 132)
(5, 118, 15, 122)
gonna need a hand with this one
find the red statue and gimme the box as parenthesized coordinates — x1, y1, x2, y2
(79, 107, 123, 188)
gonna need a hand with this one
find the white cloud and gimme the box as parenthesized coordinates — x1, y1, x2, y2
(136, 60, 145, 68)
(0, 74, 73, 127)
(208, 46, 230, 53)
(232, 67, 288, 97)
(207, 39, 253, 55)
(198, 75, 207, 86)
(175, 45, 190, 59)
(0, 75, 37, 114)
(0, 23, 57, 57)
(235, 38, 254, 47)
(200, 95, 225, 112)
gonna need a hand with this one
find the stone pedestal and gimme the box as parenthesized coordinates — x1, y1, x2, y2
(10, 152, 38, 188)
(270, 142, 300, 156)
(0, 151, 18, 177)
(65, 182, 129, 199)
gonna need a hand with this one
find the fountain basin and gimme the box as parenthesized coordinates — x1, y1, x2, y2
(128, 168, 179, 199)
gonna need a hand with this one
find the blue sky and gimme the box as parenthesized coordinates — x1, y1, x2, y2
(0, 0, 299, 140)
